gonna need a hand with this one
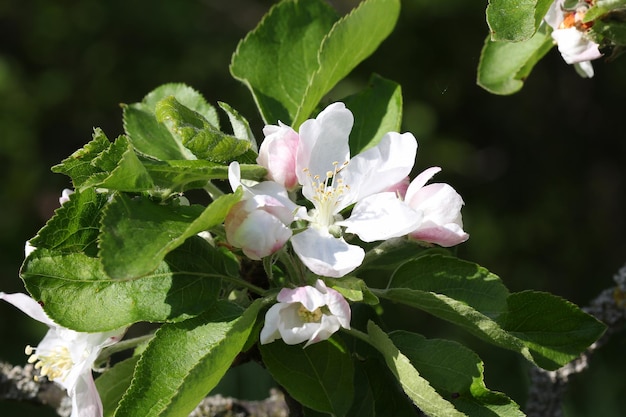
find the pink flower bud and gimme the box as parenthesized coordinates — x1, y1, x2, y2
(225, 194, 293, 260)
(257, 122, 300, 190)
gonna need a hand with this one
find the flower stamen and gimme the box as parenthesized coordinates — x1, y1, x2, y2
(25, 344, 74, 382)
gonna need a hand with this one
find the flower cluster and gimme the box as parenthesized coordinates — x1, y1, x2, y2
(225, 102, 468, 346)
(545, 0, 602, 77)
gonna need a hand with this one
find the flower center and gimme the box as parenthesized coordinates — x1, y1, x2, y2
(303, 161, 350, 229)
(297, 304, 323, 323)
(26, 344, 74, 382)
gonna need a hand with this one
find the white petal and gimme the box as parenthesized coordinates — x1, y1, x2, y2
(404, 167, 441, 203)
(291, 228, 364, 277)
(277, 285, 326, 312)
(0, 292, 56, 327)
(338, 192, 422, 242)
(69, 372, 103, 417)
(228, 161, 243, 192)
(304, 315, 341, 347)
(574, 61, 594, 78)
(552, 28, 601, 64)
(260, 303, 285, 344)
(296, 103, 353, 199)
(339, 132, 417, 207)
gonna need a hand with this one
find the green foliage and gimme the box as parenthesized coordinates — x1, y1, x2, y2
(230, 0, 400, 128)
(477, 28, 554, 95)
(382, 255, 606, 370)
(97, 357, 140, 417)
(260, 338, 354, 416)
(114, 301, 262, 417)
(486, 0, 553, 41)
(99, 190, 241, 279)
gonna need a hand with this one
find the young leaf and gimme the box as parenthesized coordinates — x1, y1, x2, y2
(96, 356, 140, 417)
(292, 0, 401, 127)
(52, 128, 112, 188)
(82, 135, 155, 192)
(123, 83, 218, 161)
(99, 189, 242, 279)
(155, 96, 252, 163)
(486, 0, 554, 42)
(114, 300, 262, 417)
(477, 28, 554, 95)
(382, 254, 606, 370)
(29, 188, 107, 254)
(218, 101, 258, 152)
(390, 332, 524, 417)
(365, 322, 465, 417)
(343, 74, 402, 155)
(260, 338, 354, 416)
(230, 0, 339, 125)
(21, 237, 228, 331)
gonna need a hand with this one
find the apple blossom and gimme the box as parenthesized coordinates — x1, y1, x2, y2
(0, 292, 125, 417)
(225, 162, 298, 259)
(260, 279, 350, 347)
(404, 167, 468, 246)
(291, 102, 420, 277)
(258, 122, 300, 190)
(545, 0, 602, 77)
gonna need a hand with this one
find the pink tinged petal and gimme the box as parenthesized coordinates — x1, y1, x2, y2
(296, 103, 353, 199)
(258, 123, 300, 190)
(339, 132, 418, 207)
(404, 167, 442, 203)
(291, 228, 365, 278)
(409, 223, 469, 247)
(304, 315, 341, 347)
(338, 192, 422, 242)
(0, 292, 56, 327)
(59, 189, 74, 205)
(316, 281, 351, 329)
(384, 176, 410, 199)
(277, 285, 327, 312)
(407, 183, 465, 225)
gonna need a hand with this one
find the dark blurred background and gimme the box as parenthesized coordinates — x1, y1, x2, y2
(1, 0, 624, 415)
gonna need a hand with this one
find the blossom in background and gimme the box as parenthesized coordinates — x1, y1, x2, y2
(0, 292, 125, 417)
(257, 122, 300, 190)
(290, 102, 420, 277)
(544, 0, 602, 77)
(59, 188, 74, 205)
(225, 162, 298, 259)
(260, 279, 350, 347)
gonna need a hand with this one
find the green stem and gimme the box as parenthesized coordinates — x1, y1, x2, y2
(342, 327, 371, 345)
(203, 181, 225, 199)
(219, 273, 268, 296)
(96, 334, 154, 365)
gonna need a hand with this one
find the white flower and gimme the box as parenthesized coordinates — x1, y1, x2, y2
(0, 292, 125, 417)
(544, 0, 602, 77)
(260, 279, 350, 347)
(59, 189, 74, 205)
(225, 162, 298, 259)
(291, 102, 419, 277)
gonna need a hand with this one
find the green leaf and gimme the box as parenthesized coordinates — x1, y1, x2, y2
(100, 189, 242, 279)
(52, 128, 112, 187)
(390, 332, 523, 417)
(230, 0, 400, 128)
(477, 28, 554, 95)
(155, 96, 252, 163)
(329, 276, 379, 305)
(260, 338, 354, 416)
(96, 356, 140, 417)
(21, 237, 228, 331)
(114, 300, 262, 417)
(347, 358, 418, 417)
(230, 0, 339, 125)
(123, 83, 217, 161)
(486, 0, 554, 41)
(293, 0, 401, 127)
(365, 322, 464, 417)
(592, 19, 626, 45)
(382, 254, 606, 370)
(29, 188, 107, 254)
(83, 135, 155, 192)
(343, 74, 402, 155)
(218, 101, 258, 151)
